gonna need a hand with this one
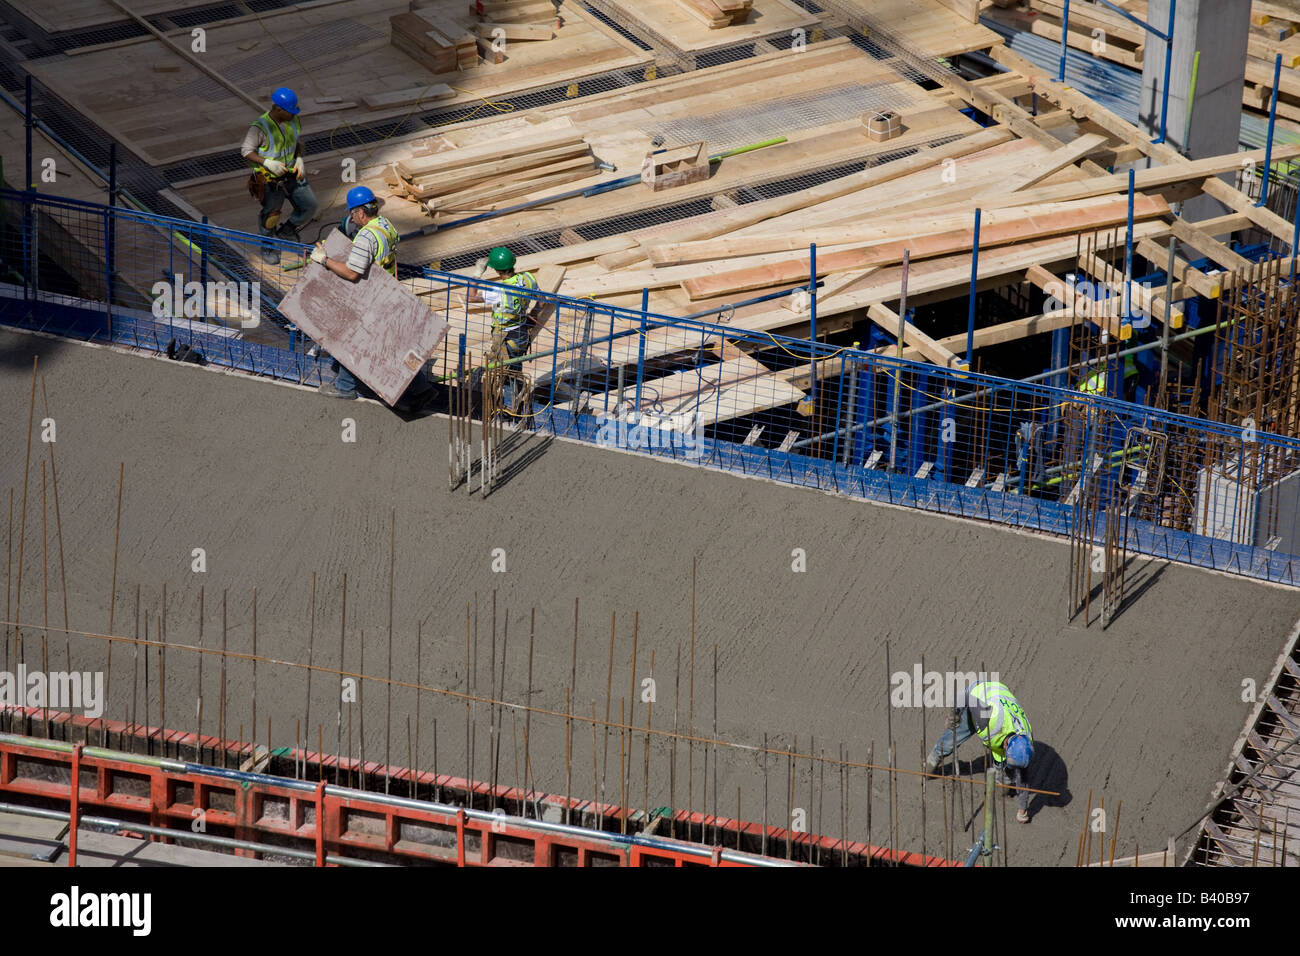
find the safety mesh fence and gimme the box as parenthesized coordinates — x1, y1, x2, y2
(4, 189, 1300, 586)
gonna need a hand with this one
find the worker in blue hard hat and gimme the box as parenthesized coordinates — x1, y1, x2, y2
(924, 679, 1035, 823)
(242, 86, 318, 264)
(309, 185, 400, 400)
(467, 245, 540, 411)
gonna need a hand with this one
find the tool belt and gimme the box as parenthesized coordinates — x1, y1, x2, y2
(247, 169, 290, 203)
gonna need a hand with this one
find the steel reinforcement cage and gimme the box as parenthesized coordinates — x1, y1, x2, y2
(4, 189, 1300, 586)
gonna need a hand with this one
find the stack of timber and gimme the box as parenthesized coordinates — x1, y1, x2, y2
(465, 0, 562, 25)
(390, 9, 478, 72)
(984, 0, 1300, 122)
(387, 128, 596, 216)
(677, 0, 755, 29)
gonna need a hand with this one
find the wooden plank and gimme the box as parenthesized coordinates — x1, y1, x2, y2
(361, 84, 457, 109)
(407, 142, 592, 194)
(650, 194, 1161, 264)
(427, 163, 596, 212)
(1134, 237, 1222, 299)
(679, 195, 1170, 301)
(473, 23, 555, 41)
(397, 127, 584, 177)
(1168, 218, 1254, 272)
(866, 302, 963, 367)
(601, 127, 1015, 271)
(976, 132, 1107, 196)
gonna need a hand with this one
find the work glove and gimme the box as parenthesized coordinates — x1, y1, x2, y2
(473, 257, 489, 278)
(945, 710, 960, 731)
(310, 244, 327, 265)
(293, 157, 306, 180)
(262, 157, 287, 177)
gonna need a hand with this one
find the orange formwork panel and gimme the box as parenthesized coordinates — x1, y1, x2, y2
(0, 707, 956, 867)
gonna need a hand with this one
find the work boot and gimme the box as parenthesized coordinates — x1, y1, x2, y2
(923, 751, 941, 775)
(319, 381, 357, 400)
(261, 246, 280, 265)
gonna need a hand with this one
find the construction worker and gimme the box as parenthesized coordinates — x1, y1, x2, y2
(468, 246, 540, 410)
(242, 87, 318, 264)
(1077, 354, 1138, 398)
(924, 679, 1035, 824)
(309, 186, 399, 399)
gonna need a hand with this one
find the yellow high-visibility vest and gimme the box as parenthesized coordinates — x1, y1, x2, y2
(491, 272, 540, 330)
(356, 217, 399, 276)
(969, 681, 1033, 763)
(249, 111, 301, 178)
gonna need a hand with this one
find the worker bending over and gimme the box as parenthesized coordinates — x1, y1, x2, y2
(310, 186, 399, 400)
(469, 246, 540, 410)
(242, 87, 318, 264)
(925, 679, 1035, 823)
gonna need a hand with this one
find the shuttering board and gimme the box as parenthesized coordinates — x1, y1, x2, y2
(277, 231, 449, 404)
(595, 0, 819, 54)
(23, 0, 650, 167)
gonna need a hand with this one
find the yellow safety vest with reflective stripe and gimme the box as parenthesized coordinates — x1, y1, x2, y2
(356, 216, 399, 277)
(491, 271, 540, 330)
(1078, 356, 1137, 395)
(969, 681, 1032, 764)
(250, 111, 300, 178)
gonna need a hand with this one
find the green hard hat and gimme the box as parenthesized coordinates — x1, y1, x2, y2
(488, 246, 516, 272)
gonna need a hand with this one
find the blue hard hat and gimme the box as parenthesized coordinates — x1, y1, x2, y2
(1005, 735, 1033, 769)
(271, 87, 300, 115)
(346, 186, 376, 210)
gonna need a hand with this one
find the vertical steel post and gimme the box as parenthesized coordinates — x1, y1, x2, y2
(69, 742, 81, 867)
(809, 243, 818, 412)
(1122, 169, 1134, 333)
(633, 287, 648, 416)
(1260, 53, 1283, 208)
(1161, 238, 1175, 387)
(967, 208, 981, 363)
(832, 352, 845, 467)
(23, 75, 33, 302)
(1156, 0, 1176, 145)
(106, 143, 118, 335)
(1058, 0, 1071, 82)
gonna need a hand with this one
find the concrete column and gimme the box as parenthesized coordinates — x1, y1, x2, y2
(1139, 0, 1251, 221)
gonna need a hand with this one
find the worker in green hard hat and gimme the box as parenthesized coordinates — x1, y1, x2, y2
(468, 246, 540, 409)
(1077, 354, 1138, 400)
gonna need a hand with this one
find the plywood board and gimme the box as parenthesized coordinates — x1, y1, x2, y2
(24, 0, 649, 167)
(277, 231, 449, 404)
(597, 0, 819, 54)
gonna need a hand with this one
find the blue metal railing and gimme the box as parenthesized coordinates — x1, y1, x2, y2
(5, 188, 1300, 587)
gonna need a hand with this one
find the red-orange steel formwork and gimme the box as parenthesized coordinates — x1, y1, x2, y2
(0, 708, 956, 868)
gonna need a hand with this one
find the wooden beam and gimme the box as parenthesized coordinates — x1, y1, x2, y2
(866, 302, 964, 368)
(1135, 237, 1222, 298)
(1168, 218, 1254, 272)
(679, 195, 1171, 301)
(976, 132, 1108, 196)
